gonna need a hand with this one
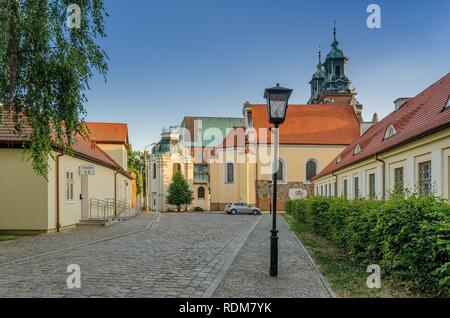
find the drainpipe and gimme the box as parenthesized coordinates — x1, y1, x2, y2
(332, 172, 338, 197)
(55, 154, 64, 232)
(375, 154, 386, 200)
(114, 170, 119, 217)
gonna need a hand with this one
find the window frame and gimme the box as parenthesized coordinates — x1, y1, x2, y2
(394, 167, 404, 190)
(65, 168, 75, 203)
(342, 179, 348, 199)
(225, 162, 235, 184)
(354, 176, 360, 199)
(384, 124, 398, 140)
(418, 161, 432, 196)
(197, 186, 206, 199)
(369, 173, 376, 199)
(277, 158, 287, 182)
(305, 159, 318, 182)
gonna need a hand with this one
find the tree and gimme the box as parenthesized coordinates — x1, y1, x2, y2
(0, 0, 108, 178)
(127, 145, 145, 194)
(166, 171, 193, 212)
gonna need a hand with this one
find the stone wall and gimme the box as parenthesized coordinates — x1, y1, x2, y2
(256, 181, 313, 211)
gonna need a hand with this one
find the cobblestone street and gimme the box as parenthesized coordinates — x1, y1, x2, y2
(0, 212, 333, 298)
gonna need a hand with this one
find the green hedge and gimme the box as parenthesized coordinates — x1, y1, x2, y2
(286, 195, 450, 297)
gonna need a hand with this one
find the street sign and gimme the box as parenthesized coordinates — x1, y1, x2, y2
(80, 165, 96, 176)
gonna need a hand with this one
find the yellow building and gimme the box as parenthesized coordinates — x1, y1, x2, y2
(209, 103, 361, 211)
(313, 73, 450, 201)
(0, 116, 133, 233)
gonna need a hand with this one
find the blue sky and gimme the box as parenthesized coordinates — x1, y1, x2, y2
(84, 0, 450, 151)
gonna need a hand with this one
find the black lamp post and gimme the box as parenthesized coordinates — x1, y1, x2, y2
(264, 83, 293, 277)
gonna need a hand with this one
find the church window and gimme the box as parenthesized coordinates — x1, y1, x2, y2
(306, 160, 318, 181)
(225, 163, 234, 184)
(277, 159, 285, 181)
(335, 65, 341, 78)
(197, 186, 205, 199)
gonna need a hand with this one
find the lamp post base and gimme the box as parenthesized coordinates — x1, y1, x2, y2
(270, 229, 278, 277)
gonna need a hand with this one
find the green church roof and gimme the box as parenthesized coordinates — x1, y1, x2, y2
(179, 116, 245, 147)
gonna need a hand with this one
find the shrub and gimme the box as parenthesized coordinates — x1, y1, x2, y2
(285, 195, 450, 296)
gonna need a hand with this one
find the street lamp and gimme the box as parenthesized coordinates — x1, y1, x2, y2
(264, 83, 293, 277)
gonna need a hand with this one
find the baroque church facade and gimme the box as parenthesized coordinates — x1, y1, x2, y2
(148, 28, 377, 212)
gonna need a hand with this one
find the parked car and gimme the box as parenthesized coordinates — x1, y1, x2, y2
(225, 203, 261, 215)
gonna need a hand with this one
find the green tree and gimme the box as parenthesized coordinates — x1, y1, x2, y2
(127, 145, 145, 194)
(0, 0, 108, 177)
(166, 171, 193, 212)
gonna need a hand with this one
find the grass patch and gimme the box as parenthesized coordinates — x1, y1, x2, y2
(283, 214, 420, 298)
(0, 234, 20, 243)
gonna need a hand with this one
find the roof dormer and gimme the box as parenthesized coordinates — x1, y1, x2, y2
(384, 124, 398, 140)
(353, 144, 362, 155)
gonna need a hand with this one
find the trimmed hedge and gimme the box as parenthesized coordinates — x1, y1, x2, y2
(286, 195, 450, 297)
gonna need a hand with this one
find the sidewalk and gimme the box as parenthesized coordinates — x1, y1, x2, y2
(213, 215, 334, 298)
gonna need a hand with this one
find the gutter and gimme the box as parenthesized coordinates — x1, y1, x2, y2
(55, 153, 64, 232)
(375, 154, 386, 200)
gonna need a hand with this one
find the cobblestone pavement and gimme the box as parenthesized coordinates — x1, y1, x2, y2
(0, 213, 333, 298)
(213, 215, 334, 298)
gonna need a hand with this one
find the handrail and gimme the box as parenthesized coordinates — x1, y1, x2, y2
(87, 198, 135, 220)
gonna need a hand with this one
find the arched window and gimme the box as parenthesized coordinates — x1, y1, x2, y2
(277, 159, 285, 181)
(173, 163, 181, 175)
(335, 65, 341, 78)
(152, 163, 157, 179)
(197, 186, 205, 199)
(306, 160, 317, 181)
(384, 125, 397, 139)
(226, 163, 234, 184)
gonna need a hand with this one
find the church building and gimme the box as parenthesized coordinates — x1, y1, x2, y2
(148, 28, 376, 212)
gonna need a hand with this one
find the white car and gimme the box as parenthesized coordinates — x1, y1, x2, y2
(225, 203, 261, 215)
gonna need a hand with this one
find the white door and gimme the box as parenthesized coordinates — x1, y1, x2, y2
(81, 175, 89, 219)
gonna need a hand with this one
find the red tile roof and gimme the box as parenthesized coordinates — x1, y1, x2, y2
(0, 114, 131, 178)
(313, 73, 450, 181)
(251, 104, 360, 145)
(84, 122, 129, 145)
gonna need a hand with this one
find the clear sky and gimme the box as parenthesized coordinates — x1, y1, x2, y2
(84, 0, 450, 151)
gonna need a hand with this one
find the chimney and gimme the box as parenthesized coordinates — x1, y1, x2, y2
(394, 98, 411, 110)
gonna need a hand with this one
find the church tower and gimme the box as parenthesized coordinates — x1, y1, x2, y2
(308, 25, 357, 106)
(307, 48, 326, 104)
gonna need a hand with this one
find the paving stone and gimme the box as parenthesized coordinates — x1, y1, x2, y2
(0, 213, 332, 298)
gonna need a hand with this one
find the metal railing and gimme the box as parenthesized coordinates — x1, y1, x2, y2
(87, 198, 134, 221)
(88, 198, 115, 220)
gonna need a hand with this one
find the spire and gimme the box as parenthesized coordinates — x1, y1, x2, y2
(332, 20, 339, 48)
(318, 46, 322, 65)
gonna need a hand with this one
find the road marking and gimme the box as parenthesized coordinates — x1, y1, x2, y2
(202, 215, 262, 298)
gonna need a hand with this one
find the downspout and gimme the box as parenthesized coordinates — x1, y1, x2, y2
(114, 170, 119, 217)
(55, 154, 64, 233)
(375, 154, 386, 200)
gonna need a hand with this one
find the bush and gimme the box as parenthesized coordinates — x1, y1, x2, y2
(285, 195, 450, 296)
(194, 207, 204, 212)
